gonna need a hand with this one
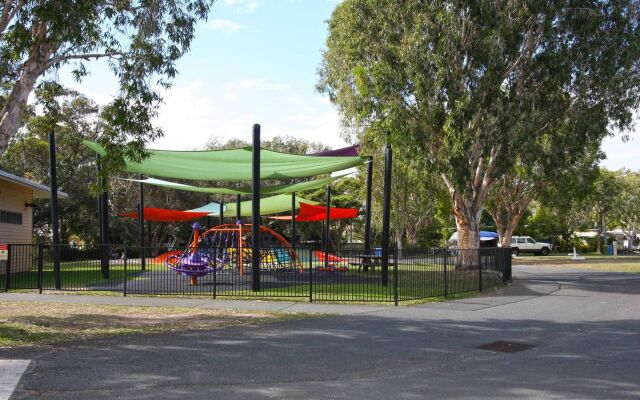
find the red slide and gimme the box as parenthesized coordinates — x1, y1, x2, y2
(313, 251, 346, 263)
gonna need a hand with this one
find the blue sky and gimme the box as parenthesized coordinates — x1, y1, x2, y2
(54, 0, 638, 170)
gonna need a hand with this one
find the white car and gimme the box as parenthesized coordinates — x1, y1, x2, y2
(510, 236, 552, 256)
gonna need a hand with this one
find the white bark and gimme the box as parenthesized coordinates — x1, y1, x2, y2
(0, 21, 56, 152)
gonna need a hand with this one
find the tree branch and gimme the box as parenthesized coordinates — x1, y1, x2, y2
(47, 51, 125, 68)
(0, 0, 27, 35)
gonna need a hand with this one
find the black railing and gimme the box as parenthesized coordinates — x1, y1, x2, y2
(1, 244, 512, 304)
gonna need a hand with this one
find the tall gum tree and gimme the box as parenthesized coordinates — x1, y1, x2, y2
(318, 0, 640, 267)
(0, 0, 214, 158)
(488, 139, 602, 247)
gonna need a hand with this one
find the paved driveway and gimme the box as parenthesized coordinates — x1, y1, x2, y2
(2, 265, 639, 399)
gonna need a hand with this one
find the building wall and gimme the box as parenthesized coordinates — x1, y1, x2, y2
(0, 179, 34, 274)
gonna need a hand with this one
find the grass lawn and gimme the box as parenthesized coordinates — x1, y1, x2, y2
(0, 300, 292, 348)
(513, 254, 640, 273)
(6, 260, 164, 290)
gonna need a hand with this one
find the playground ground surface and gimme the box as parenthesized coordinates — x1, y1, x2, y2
(1, 264, 639, 399)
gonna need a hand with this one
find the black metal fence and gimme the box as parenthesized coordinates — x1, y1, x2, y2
(1, 244, 512, 304)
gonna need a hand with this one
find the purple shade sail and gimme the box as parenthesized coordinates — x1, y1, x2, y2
(310, 145, 360, 157)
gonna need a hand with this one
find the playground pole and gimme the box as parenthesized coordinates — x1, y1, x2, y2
(220, 200, 224, 225)
(364, 156, 373, 254)
(251, 124, 261, 291)
(97, 155, 103, 248)
(381, 144, 392, 286)
(324, 185, 331, 270)
(206, 195, 211, 228)
(138, 175, 146, 271)
(236, 194, 241, 222)
(49, 128, 61, 290)
(97, 155, 109, 279)
(291, 192, 296, 247)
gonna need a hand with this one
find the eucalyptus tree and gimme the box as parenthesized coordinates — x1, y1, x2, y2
(487, 142, 602, 247)
(0, 86, 102, 243)
(0, 0, 214, 157)
(318, 0, 640, 266)
(610, 170, 640, 251)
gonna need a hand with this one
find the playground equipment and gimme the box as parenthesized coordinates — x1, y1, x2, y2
(313, 251, 348, 272)
(157, 221, 302, 284)
(164, 222, 220, 285)
(199, 222, 303, 274)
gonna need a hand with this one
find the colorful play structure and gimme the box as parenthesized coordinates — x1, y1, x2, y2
(141, 202, 351, 283)
(78, 125, 395, 289)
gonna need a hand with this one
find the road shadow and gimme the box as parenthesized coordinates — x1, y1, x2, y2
(2, 312, 639, 400)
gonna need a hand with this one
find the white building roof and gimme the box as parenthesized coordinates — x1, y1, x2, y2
(0, 170, 68, 199)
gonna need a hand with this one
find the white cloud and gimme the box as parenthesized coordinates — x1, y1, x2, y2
(222, 0, 260, 13)
(209, 18, 246, 33)
(221, 79, 291, 100)
(152, 79, 348, 151)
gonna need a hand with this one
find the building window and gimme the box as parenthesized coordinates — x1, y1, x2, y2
(0, 210, 22, 225)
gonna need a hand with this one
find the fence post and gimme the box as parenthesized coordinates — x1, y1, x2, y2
(4, 244, 11, 292)
(504, 248, 512, 284)
(478, 248, 483, 292)
(308, 247, 313, 303)
(443, 247, 448, 298)
(393, 246, 399, 306)
(37, 244, 44, 294)
(123, 245, 127, 297)
(212, 253, 217, 299)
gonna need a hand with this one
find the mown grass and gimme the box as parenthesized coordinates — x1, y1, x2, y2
(513, 254, 640, 273)
(0, 300, 293, 348)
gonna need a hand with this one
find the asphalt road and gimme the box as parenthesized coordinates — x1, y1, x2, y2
(3, 265, 640, 399)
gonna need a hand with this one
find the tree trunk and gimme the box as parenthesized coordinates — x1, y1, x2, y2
(0, 23, 55, 153)
(453, 208, 480, 270)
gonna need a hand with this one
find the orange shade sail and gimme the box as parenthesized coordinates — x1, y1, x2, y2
(268, 202, 358, 222)
(119, 207, 210, 222)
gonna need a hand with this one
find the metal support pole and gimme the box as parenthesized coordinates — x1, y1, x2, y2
(443, 247, 449, 298)
(123, 245, 127, 297)
(308, 247, 313, 303)
(251, 124, 261, 291)
(220, 200, 225, 225)
(364, 156, 373, 254)
(49, 129, 61, 289)
(393, 246, 399, 306)
(206, 195, 212, 228)
(291, 192, 296, 247)
(97, 155, 109, 279)
(236, 194, 241, 222)
(37, 243, 43, 294)
(4, 244, 11, 291)
(381, 145, 392, 286)
(324, 186, 331, 270)
(138, 175, 146, 271)
(213, 256, 217, 299)
(479, 249, 483, 292)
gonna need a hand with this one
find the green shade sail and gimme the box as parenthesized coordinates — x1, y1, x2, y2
(84, 141, 366, 181)
(123, 174, 347, 195)
(188, 194, 318, 217)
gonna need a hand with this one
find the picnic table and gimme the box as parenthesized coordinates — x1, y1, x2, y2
(348, 254, 395, 271)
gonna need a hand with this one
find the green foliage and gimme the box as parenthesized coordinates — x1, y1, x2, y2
(0, 88, 102, 242)
(0, 0, 214, 162)
(318, 0, 640, 249)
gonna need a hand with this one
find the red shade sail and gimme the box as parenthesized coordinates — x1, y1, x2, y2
(119, 207, 210, 222)
(268, 202, 358, 222)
